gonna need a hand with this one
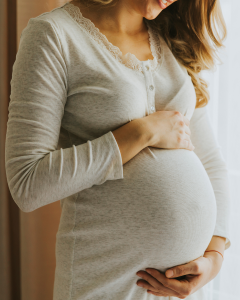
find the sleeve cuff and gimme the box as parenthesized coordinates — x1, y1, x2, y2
(213, 230, 231, 250)
(106, 131, 124, 180)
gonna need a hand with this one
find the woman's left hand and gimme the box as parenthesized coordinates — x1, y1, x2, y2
(136, 252, 224, 298)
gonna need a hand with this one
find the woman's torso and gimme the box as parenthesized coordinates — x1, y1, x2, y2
(36, 3, 218, 299)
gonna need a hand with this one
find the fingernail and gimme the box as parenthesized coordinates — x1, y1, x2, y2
(146, 269, 152, 275)
(166, 270, 174, 277)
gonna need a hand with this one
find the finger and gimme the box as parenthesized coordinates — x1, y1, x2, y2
(147, 288, 186, 298)
(184, 124, 191, 136)
(137, 271, 185, 297)
(180, 137, 195, 151)
(136, 272, 184, 298)
(147, 290, 170, 297)
(144, 268, 191, 295)
(137, 279, 182, 297)
(183, 116, 190, 127)
(147, 289, 179, 297)
(165, 260, 202, 278)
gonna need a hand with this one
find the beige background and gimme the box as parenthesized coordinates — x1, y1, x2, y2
(0, 0, 11, 298)
(1, 1, 67, 300)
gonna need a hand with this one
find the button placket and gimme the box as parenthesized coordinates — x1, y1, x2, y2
(142, 62, 156, 115)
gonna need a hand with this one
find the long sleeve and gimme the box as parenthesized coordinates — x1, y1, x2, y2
(189, 105, 231, 250)
(5, 18, 124, 213)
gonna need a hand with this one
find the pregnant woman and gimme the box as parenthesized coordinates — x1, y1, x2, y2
(5, 0, 231, 299)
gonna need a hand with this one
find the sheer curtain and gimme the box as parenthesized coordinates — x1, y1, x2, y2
(202, 0, 240, 299)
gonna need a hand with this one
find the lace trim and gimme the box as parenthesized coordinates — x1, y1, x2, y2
(62, 2, 162, 74)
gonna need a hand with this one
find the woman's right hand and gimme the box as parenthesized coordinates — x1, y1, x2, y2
(112, 110, 194, 165)
(139, 110, 195, 151)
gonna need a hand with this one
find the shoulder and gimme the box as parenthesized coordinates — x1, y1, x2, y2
(19, 3, 79, 48)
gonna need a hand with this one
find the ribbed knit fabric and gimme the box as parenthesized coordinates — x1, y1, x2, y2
(5, 2, 231, 300)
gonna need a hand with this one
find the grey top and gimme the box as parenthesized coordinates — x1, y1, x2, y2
(5, 2, 231, 300)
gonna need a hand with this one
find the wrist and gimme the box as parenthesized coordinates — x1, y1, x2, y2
(133, 118, 152, 148)
(203, 251, 223, 280)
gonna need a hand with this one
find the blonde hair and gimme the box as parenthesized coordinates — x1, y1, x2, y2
(76, 0, 227, 108)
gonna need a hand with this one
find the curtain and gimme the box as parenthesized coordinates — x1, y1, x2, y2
(1, 1, 67, 300)
(0, 0, 20, 299)
(1, 0, 239, 299)
(202, 0, 240, 299)
(0, 0, 11, 297)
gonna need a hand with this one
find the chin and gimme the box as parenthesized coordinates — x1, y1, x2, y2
(140, 2, 163, 20)
(144, 11, 162, 20)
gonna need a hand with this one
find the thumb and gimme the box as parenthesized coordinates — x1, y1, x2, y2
(165, 261, 201, 278)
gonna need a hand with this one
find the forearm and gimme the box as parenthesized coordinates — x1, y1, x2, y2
(112, 119, 150, 165)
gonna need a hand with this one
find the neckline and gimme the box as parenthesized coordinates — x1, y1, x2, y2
(61, 2, 163, 74)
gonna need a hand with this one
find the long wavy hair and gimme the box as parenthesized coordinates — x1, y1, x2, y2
(75, 0, 227, 108)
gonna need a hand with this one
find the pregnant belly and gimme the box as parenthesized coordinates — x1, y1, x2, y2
(69, 147, 217, 275)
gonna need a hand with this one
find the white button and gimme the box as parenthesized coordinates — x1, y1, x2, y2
(149, 85, 154, 91)
(151, 106, 155, 111)
(145, 65, 149, 71)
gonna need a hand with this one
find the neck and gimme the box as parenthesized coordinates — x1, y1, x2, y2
(70, 0, 147, 35)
